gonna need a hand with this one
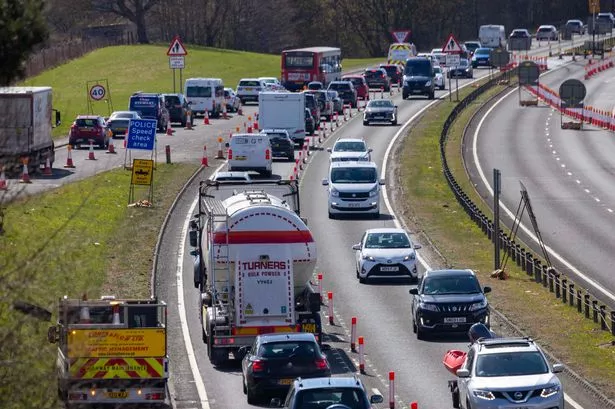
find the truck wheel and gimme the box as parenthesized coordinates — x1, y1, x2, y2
(428, 92, 435, 100)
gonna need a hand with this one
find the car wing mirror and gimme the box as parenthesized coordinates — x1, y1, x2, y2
(368, 148, 373, 153)
(409, 288, 419, 295)
(552, 363, 564, 373)
(379, 178, 386, 185)
(225, 142, 230, 148)
(352, 244, 361, 251)
(483, 286, 492, 294)
(456, 368, 470, 378)
(326, 148, 332, 153)
(370, 394, 384, 404)
(413, 243, 422, 250)
(322, 179, 329, 186)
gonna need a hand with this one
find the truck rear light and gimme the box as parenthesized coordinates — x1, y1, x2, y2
(252, 359, 265, 372)
(228, 149, 233, 159)
(146, 392, 165, 400)
(214, 337, 235, 345)
(265, 149, 271, 160)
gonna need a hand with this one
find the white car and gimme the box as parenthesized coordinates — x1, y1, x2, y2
(352, 228, 422, 283)
(210, 171, 252, 183)
(433, 66, 445, 90)
(224, 88, 241, 112)
(236, 78, 266, 104)
(259, 77, 285, 91)
(430, 49, 447, 66)
(326, 138, 372, 162)
(228, 133, 273, 177)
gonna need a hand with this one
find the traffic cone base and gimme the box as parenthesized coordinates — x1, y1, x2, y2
(65, 147, 76, 168)
(42, 157, 53, 175)
(106, 140, 117, 154)
(19, 162, 31, 184)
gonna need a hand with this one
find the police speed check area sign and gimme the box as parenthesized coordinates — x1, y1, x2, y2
(89, 84, 106, 101)
(126, 119, 157, 151)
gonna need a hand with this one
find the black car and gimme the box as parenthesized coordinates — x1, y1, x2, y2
(379, 64, 404, 85)
(163, 93, 192, 126)
(363, 68, 391, 91)
(105, 111, 141, 138)
(305, 108, 315, 136)
(303, 92, 321, 128)
(241, 333, 331, 404)
(261, 129, 295, 161)
(447, 59, 473, 78)
(363, 99, 397, 126)
(327, 81, 358, 108)
(402, 57, 435, 100)
(409, 269, 491, 339)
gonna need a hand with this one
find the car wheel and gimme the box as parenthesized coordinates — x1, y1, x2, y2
(391, 120, 397, 126)
(246, 385, 259, 404)
(242, 375, 247, 394)
(359, 276, 367, 284)
(428, 92, 435, 100)
(440, 85, 446, 90)
(287, 153, 294, 162)
(328, 212, 335, 219)
(452, 387, 460, 409)
(402, 93, 408, 100)
(263, 170, 272, 178)
(363, 121, 369, 126)
(356, 268, 360, 279)
(416, 323, 426, 340)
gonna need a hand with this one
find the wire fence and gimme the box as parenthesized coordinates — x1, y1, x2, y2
(23, 33, 135, 79)
(439, 72, 615, 337)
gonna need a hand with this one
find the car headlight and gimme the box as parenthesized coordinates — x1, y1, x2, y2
(473, 390, 495, 400)
(469, 299, 488, 311)
(369, 186, 378, 197)
(330, 187, 340, 197)
(425, 81, 431, 86)
(362, 254, 375, 261)
(419, 302, 438, 312)
(403, 253, 416, 261)
(540, 384, 560, 398)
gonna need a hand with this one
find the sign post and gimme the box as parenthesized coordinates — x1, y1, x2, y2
(442, 34, 463, 101)
(167, 36, 188, 93)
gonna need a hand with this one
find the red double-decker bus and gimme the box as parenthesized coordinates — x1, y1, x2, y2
(281, 47, 342, 91)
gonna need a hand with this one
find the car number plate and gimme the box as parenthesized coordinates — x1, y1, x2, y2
(245, 87, 253, 91)
(301, 323, 316, 333)
(235, 156, 247, 160)
(278, 379, 293, 385)
(444, 317, 466, 323)
(105, 391, 129, 399)
(347, 203, 363, 207)
(380, 266, 399, 272)
(504, 407, 529, 409)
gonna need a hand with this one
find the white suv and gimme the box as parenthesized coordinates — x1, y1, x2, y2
(236, 78, 266, 104)
(322, 161, 384, 219)
(228, 133, 273, 177)
(326, 138, 372, 162)
(451, 337, 564, 409)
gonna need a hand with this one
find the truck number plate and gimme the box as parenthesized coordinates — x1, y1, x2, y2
(301, 323, 316, 333)
(106, 391, 129, 399)
(444, 317, 466, 323)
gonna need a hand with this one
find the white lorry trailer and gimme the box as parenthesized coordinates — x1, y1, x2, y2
(258, 91, 306, 145)
(189, 180, 322, 366)
(0, 86, 61, 171)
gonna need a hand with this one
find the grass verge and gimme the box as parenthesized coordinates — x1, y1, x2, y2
(21, 44, 382, 138)
(0, 162, 199, 409)
(396, 80, 615, 397)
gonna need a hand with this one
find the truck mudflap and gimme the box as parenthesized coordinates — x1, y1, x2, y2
(65, 383, 166, 404)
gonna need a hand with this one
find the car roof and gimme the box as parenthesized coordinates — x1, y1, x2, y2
(76, 115, 101, 119)
(212, 171, 250, 179)
(293, 376, 364, 389)
(239, 78, 261, 81)
(329, 81, 352, 84)
(330, 161, 377, 169)
(111, 111, 137, 115)
(257, 332, 316, 343)
(364, 227, 407, 234)
(261, 129, 290, 135)
(474, 338, 541, 355)
(424, 269, 475, 277)
(334, 138, 366, 143)
(162, 93, 183, 96)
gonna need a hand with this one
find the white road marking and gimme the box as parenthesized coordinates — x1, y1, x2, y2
(176, 161, 226, 409)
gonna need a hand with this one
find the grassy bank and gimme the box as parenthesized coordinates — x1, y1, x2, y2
(21, 44, 382, 138)
(396, 81, 615, 396)
(0, 163, 199, 408)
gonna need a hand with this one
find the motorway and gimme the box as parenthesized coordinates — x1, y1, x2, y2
(468, 55, 615, 309)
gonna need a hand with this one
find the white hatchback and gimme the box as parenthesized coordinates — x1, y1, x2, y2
(228, 133, 273, 177)
(327, 138, 372, 162)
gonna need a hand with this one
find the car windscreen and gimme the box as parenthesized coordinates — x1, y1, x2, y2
(111, 113, 134, 119)
(343, 77, 363, 87)
(328, 83, 349, 91)
(76, 118, 98, 127)
(421, 275, 481, 295)
(186, 86, 212, 98)
(367, 100, 393, 108)
(333, 142, 366, 152)
(537, 27, 551, 32)
(404, 60, 431, 76)
(475, 48, 491, 55)
(364, 233, 411, 249)
(475, 352, 549, 377)
(257, 341, 318, 359)
(296, 388, 369, 409)
(165, 96, 181, 105)
(458, 60, 469, 67)
(330, 167, 376, 183)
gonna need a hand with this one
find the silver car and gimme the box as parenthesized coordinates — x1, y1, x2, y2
(327, 90, 344, 114)
(452, 337, 564, 409)
(224, 88, 241, 112)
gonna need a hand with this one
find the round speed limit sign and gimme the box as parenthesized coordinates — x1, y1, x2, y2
(89, 84, 106, 101)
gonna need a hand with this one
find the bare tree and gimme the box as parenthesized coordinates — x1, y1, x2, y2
(92, 0, 160, 43)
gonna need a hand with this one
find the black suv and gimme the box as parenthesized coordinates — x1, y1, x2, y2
(409, 269, 491, 339)
(364, 68, 391, 91)
(327, 81, 358, 108)
(402, 57, 435, 100)
(163, 93, 192, 127)
(261, 129, 295, 161)
(379, 64, 404, 86)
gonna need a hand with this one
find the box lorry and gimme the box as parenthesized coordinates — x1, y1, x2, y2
(189, 180, 322, 366)
(258, 91, 306, 145)
(0, 86, 60, 171)
(47, 296, 169, 406)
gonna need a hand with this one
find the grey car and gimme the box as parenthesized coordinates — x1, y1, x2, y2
(451, 337, 564, 409)
(327, 90, 344, 114)
(105, 111, 141, 138)
(363, 99, 397, 126)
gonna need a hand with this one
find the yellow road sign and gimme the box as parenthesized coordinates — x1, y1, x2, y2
(131, 159, 154, 186)
(589, 0, 600, 14)
(68, 328, 166, 358)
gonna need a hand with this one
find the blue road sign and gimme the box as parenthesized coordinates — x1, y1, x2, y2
(126, 119, 157, 151)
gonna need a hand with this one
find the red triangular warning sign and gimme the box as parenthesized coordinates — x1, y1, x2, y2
(441, 34, 462, 53)
(167, 36, 188, 56)
(390, 30, 411, 43)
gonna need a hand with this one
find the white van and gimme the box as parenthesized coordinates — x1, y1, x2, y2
(478, 25, 506, 48)
(322, 161, 385, 219)
(184, 78, 225, 118)
(228, 133, 273, 177)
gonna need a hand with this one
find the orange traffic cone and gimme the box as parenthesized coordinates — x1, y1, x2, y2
(88, 140, 96, 160)
(64, 145, 76, 168)
(42, 157, 53, 175)
(106, 139, 116, 154)
(0, 166, 7, 190)
(19, 158, 31, 184)
(203, 111, 210, 125)
(166, 121, 174, 136)
(201, 145, 209, 167)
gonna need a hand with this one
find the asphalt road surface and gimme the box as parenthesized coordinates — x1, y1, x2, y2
(468, 55, 615, 310)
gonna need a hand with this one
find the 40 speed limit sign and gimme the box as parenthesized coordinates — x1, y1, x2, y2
(89, 84, 106, 101)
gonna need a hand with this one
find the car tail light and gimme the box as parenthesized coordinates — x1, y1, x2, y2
(228, 149, 233, 159)
(252, 359, 265, 372)
(265, 149, 271, 160)
(145, 392, 165, 400)
(314, 357, 329, 370)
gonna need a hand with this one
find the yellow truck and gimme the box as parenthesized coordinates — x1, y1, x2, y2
(47, 296, 168, 407)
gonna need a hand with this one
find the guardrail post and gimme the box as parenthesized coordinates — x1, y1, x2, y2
(584, 294, 590, 318)
(519, 248, 526, 270)
(548, 269, 555, 293)
(611, 311, 615, 336)
(568, 284, 575, 307)
(542, 266, 548, 288)
(555, 272, 561, 298)
(526, 254, 534, 277)
(534, 259, 542, 284)
(600, 306, 607, 331)
(561, 279, 567, 304)
(592, 300, 598, 323)
(577, 290, 582, 313)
